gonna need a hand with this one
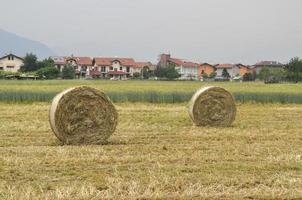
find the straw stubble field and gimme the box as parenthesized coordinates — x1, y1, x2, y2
(0, 102, 301, 199)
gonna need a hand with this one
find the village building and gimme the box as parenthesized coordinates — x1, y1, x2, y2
(0, 53, 24, 72)
(158, 54, 201, 80)
(93, 57, 137, 79)
(52, 55, 153, 79)
(52, 56, 93, 78)
(215, 64, 249, 78)
(133, 62, 154, 73)
(198, 63, 216, 77)
(253, 61, 284, 74)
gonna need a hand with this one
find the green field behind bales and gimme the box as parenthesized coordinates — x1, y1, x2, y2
(1, 80, 302, 103)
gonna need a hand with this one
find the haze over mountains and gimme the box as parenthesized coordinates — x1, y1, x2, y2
(0, 29, 56, 59)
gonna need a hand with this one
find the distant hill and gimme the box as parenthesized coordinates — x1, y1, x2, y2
(0, 29, 56, 59)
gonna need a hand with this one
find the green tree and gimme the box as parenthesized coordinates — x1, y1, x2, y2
(142, 66, 150, 79)
(209, 71, 217, 78)
(133, 72, 141, 79)
(61, 64, 75, 79)
(20, 53, 38, 72)
(154, 66, 166, 78)
(202, 73, 208, 79)
(37, 57, 55, 69)
(36, 67, 59, 79)
(154, 64, 180, 80)
(285, 57, 302, 82)
(165, 66, 180, 80)
(222, 68, 230, 78)
(243, 73, 254, 81)
(258, 67, 271, 81)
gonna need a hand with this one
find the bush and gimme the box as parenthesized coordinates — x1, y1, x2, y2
(202, 73, 208, 79)
(36, 67, 60, 79)
(209, 71, 217, 79)
(0, 71, 20, 79)
(133, 72, 141, 79)
(154, 66, 180, 80)
(243, 73, 254, 81)
(62, 65, 75, 79)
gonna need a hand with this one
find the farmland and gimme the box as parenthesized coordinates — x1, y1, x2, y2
(1, 80, 302, 103)
(0, 80, 301, 199)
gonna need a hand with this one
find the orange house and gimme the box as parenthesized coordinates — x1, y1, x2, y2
(238, 64, 250, 76)
(198, 63, 215, 77)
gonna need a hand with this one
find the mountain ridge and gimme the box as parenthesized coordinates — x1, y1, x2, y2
(0, 29, 56, 59)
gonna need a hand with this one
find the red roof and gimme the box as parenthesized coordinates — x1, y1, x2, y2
(90, 70, 101, 76)
(183, 61, 199, 68)
(215, 64, 237, 69)
(95, 57, 135, 66)
(108, 71, 128, 75)
(200, 63, 214, 67)
(134, 62, 152, 68)
(168, 58, 184, 66)
(52, 56, 93, 65)
(65, 57, 93, 65)
(168, 58, 199, 68)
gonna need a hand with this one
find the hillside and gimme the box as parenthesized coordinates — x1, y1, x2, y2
(0, 29, 56, 59)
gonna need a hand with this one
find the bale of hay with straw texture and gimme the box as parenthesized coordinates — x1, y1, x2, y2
(188, 86, 236, 126)
(49, 86, 118, 145)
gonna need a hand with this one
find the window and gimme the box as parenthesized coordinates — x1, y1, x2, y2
(110, 67, 113, 70)
(0, 67, 3, 70)
(126, 67, 130, 73)
(7, 66, 14, 68)
(101, 66, 106, 72)
(120, 67, 122, 71)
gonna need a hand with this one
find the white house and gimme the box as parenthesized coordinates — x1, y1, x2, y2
(93, 57, 136, 79)
(158, 54, 200, 79)
(0, 53, 24, 72)
(51, 56, 93, 78)
(215, 64, 240, 78)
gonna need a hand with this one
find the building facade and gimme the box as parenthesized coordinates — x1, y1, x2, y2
(0, 53, 24, 72)
(198, 63, 216, 77)
(93, 57, 136, 79)
(215, 64, 240, 78)
(52, 56, 94, 78)
(158, 54, 201, 80)
(253, 61, 284, 74)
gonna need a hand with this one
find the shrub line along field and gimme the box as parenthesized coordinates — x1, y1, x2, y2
(0, 80, 301, 199)
(1, 80, 302, 104)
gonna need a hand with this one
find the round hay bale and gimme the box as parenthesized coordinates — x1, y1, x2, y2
(188, 86, 236, 126)
(49, 86, 118, 145)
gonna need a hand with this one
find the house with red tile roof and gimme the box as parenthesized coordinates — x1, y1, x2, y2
(215, 63, 250, 78)
(51, 55, 93, 78)
(93, 57, 155, 79)
(133, 61, 155, 76)
(52, 55, 154, 79)
(158, 54, 201, 80)
(198, 63, 215, 78)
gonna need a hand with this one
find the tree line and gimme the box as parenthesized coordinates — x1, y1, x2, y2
(18, 53, 75, 79)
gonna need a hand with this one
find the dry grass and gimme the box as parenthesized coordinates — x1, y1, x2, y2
(0, 103, 301, 199)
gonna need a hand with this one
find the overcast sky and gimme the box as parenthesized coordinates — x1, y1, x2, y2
(1, 0, 301, 64)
